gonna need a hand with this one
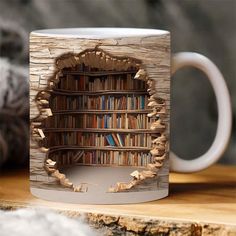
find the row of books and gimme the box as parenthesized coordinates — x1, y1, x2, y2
(56, 74, 147, 91)
(44, 113, 151, 129)
(62, 63, 137, 73)
(50, 94, 149, 110)
(45, 132, 152, 147)
(49, 150, 153, 166)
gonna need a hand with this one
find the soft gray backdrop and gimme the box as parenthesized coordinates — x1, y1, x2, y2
(0, 0, 235, 165)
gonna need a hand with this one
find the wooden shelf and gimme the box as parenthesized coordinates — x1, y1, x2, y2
(62, 70, 137, 76)
(43, 128, 159, 133)
(50, 89, 148, 96)
(48, 145, 151, 152)
(51, 109, 152, 114)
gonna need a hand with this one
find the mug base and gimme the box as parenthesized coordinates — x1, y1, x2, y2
(30, 187, 169, 204)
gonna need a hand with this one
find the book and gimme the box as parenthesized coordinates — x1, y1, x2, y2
(117, 133, 124, 147)
(105, 134, 115, 146)
(112, 133, 120, 146)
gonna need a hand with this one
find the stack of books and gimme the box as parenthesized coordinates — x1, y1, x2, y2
(50, 94, 149, 111)
(45, 132, 152, 147)
(56, 73, 146, 91)
(49, 150, 153, 166)
(44, 113, 150, 129)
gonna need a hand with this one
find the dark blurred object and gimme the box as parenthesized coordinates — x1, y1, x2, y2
(0, 0, 235, 166)
(0, 23, 29, 168)
(0, 25, 27, 64)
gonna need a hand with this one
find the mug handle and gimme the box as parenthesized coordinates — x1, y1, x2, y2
(170, 52, 232, 172)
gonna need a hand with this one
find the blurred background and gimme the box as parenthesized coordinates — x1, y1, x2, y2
(0, 0, 235, 169)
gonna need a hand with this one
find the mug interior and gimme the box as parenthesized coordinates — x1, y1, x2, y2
(31, 27, 169, 39)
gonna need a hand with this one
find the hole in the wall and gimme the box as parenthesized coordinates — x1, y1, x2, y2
(34, 48, 167, 192)
(42, 51, 155, 170)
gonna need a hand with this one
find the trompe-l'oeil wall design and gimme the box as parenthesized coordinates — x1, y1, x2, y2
(31, 48, 167, 192)
(30, 30, 170, 203)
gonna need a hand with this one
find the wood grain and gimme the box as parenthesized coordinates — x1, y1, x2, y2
(0, 165, 235, 235)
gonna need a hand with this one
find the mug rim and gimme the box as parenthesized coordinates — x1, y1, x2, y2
(31, 27, 170, 39)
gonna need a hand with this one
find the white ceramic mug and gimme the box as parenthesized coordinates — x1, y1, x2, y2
(30, 28, 232, 204)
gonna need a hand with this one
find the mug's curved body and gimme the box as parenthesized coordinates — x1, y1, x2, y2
(30, 28, 231, 204)
(30, 28, 170, 204)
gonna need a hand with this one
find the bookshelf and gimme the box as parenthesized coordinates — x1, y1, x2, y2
(41, 64, 157, 168)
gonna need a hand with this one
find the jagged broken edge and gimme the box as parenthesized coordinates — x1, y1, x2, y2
(108, 68, 168, 193)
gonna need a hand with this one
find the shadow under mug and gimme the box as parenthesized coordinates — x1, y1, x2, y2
(29, 28, 232, 204)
